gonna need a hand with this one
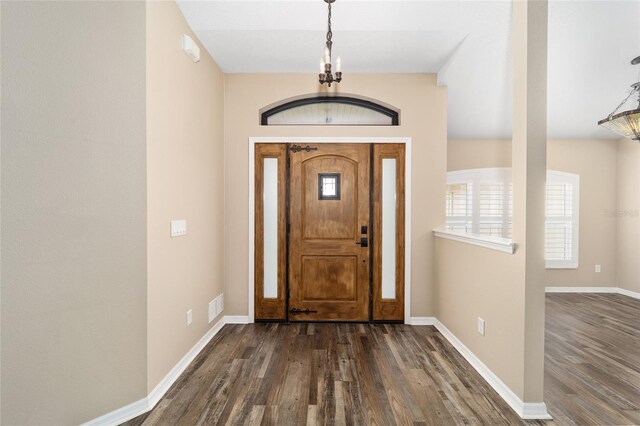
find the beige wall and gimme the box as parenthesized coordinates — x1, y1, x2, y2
(224, 74, 447, 318)
(434, 238, 525, 396)
(547, 139, 618, 287)
(1, 5, 3, 422)
(448, 139, 512, 171)
(1, 1, 227, 421)
(616, 137, 640, 293)
(146, 1, 226, 391)
(1, 2, 148, 424)
(448, 139, 619, 288)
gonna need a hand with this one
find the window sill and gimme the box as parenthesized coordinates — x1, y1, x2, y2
(433, 228, 516, 254)
(545, 264, 579, 270)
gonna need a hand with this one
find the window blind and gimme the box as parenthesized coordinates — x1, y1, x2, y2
(545, 182, 573, 261)
(478, 183, 504, 237)
(445, 183, 473, 233)
(445, 168, 579, 269)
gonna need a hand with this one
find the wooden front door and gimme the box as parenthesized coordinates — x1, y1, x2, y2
(288, 144, 370, 321)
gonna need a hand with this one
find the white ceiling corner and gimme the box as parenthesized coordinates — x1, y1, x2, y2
(177, 0, 640, 140)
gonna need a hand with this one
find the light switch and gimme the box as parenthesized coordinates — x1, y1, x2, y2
(171, 219, 187, 237)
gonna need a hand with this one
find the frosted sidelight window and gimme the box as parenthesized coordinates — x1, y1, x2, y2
(263, 158, 278, 299)
(382, 159, 397, 299)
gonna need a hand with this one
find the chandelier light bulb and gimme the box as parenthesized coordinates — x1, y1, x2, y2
(324, 47, 331, 64)
(320, 60, 325, 73)
(336, 56, 341, 73)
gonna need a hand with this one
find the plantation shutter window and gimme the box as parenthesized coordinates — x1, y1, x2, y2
(446, 168, 512, 239)
(445, 182, 473, 233)
(445, 168, 579, 269)
(478, 182, 505, 237)
(545, 172, 579, 269)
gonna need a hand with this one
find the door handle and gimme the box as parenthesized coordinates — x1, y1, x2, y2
(356, 237, 368, 247)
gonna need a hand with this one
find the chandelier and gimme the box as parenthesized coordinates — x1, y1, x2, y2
(319, 0, 341, 87)
(598, 56, 640, 141)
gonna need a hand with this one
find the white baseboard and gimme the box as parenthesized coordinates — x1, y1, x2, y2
(409, 316, 436, 325)
(522, 402, 554, 420)
(83, 316, 227, 426)
(420, 287, 640, 420)
(82, 396, 149, 426)
(546, 286, 640, 300)
(224, 315, 250, 324)
(545, 286, 616, 293)
(146, 317, 226, 408)
(614, 287, 640, 300)
(433, 320, 552, 420)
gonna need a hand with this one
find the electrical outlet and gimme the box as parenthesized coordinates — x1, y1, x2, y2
(208, 299, 216, 323)
(595, 264, 602, 273)
(478, 318, 486, 336)
(186, 309, 193, 326)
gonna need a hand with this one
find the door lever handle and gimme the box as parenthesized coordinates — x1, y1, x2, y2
(355, 237, 368, 247)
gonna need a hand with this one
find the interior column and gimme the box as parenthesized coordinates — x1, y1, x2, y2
(511, 0, 550, 414)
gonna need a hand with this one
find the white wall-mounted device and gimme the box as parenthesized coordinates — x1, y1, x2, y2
(182, 34, 200, 63)
(477, 317, 486, 336)
(170, 219, 187, 237)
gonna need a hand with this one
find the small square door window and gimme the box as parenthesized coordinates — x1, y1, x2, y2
(319, 173, 340, 200)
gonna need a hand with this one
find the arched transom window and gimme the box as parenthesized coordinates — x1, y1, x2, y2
(260, 96, 399, 126)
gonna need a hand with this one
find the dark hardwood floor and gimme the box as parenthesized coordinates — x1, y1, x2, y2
(544, 293, 640, 425)
(124, 293, 640, 425)
(124, 323, 542, 425)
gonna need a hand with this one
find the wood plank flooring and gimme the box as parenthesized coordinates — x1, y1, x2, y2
(544, 293, 640, 425)
(125, 293, 640, 425)
(124, 323, 538, 425)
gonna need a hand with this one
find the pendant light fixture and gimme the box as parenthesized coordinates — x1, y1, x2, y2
(319, 0, 342, 87)
(598, 56, 640, 141)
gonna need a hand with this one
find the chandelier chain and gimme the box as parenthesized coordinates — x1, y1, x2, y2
(608, 85, 639, 119)
(326, 2, 332, 45)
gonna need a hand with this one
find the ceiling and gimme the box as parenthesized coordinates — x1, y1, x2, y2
(177, 0, 640, 139)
